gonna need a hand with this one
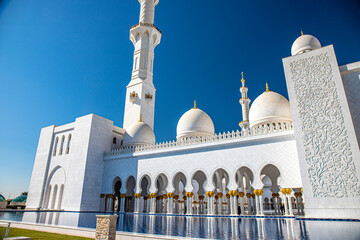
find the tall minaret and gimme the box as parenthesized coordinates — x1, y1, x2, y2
(123, 0, 162, 130)
(239, 72, 251, 130)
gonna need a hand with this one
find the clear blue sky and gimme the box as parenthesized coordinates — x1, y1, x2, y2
(0, 0, 359, 199)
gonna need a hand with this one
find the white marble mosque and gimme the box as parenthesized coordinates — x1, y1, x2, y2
(26, 0, 360, 219)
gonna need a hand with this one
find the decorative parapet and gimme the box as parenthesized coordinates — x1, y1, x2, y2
(105, 122, 293, 157)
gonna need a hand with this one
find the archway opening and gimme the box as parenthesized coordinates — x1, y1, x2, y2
(113, 177, 122, 212)
(125, 176, 136, 212)
(235, 166, 254, 193)
(260, 164, 281, 213)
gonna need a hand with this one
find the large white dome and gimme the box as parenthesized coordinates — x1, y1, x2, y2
(123, 121, 155, 147)
(249, 90, 292, 129)
(177, 107, 215, 140)
(291, 34, 321, 56)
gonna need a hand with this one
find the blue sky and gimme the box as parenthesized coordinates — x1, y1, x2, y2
(0, 0, 359, 199)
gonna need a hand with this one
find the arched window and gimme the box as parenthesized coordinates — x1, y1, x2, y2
(53, 137, 59, 156)
(66, 134, 72, 154)
(59, 135, 65, 155)
(113, 137, 117, 144)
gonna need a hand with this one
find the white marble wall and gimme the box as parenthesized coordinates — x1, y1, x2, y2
(27, 125, 56, 210)
(103, 131, 301, 195)
(340, 61, 360, 147)
(27, 114, 125, 212)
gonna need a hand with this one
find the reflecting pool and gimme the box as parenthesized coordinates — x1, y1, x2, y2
(0, 211, 359, 240)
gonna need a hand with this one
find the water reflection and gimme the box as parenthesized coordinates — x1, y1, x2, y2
(0, 211, 360, 239)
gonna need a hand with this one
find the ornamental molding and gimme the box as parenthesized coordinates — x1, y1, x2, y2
(289, 52, 360, 198)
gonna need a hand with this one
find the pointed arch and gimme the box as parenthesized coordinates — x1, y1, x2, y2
(155, 173, 168, 195)
(43, 166, 66, 210)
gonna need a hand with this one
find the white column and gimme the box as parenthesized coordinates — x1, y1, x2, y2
(174, 196, 179, 213)
(288, 196, 294, 216)
(229, 191, 238, 215)
(277, 196, 281, 215)
(273, 196, 277, 215)
(252, 196, 256, 215)
(255, 194, 260, 215)
(239, 193, 245, 215)
(247, 194, 252, 214)
(199, 197, 205, 214)
(146, 198, 150, 213)
(149, 194, 156, 214)
(206, 192, 215, 215)
(163, 197, 167, 213)
(134, 194, 140, 213)
(259, 195, 264, 215)
(186, 193, 193, 215)
(168, 196, 174, 214)
(283, 193, 289, 215)
(119, 195, 126, 212)
(227, 195, 231, 214)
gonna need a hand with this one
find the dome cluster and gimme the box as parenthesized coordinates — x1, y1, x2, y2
(122, 34, 322, 146)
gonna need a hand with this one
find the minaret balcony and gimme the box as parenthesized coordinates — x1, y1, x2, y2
(131, 22, 162, 34)
(130, 91, 138, 103)
(145, 93, 153, 103)
(239, 98, 251, 105)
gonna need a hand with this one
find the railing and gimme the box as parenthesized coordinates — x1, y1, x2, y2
(104, 122, 293, 157)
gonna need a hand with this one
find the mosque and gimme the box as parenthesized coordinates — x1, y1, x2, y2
(26, 0, 360, 220)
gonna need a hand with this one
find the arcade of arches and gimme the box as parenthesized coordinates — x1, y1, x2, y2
(100, 165, 304, 216)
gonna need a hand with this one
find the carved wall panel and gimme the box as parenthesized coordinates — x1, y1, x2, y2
(289, 52, 360, 198)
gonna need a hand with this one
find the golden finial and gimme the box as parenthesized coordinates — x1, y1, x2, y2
(301, 29, 304, 36)
(266, 82, 269, 92)
(139, 114, 143, 122)
(194, 100, 197, 109)
(241, 72, 245, 83)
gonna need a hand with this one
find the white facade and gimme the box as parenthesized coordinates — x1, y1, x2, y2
(27, 1, 359, 220)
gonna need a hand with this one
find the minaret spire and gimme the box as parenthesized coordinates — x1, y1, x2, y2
(123, 0, 162, 130)
(139, 0, 159, 24)
(239, 72, 251, 131)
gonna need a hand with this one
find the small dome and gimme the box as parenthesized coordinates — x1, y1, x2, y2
(0, 194, 5, 202)
(249, 89, 292, 129)
(123, 121, 155, 147)
(11, 195, 27, 203)
(177, 107, 215, 140)
(291, 34, 321, 56)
